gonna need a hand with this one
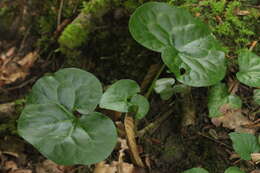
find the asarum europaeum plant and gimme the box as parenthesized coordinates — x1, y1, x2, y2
(17, 68, 149, 165)
(129, 2, 227, 87)
(17, 68, 118, 165)
(183, 166, 245, 173)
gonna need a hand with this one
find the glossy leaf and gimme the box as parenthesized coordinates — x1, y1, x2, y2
(183, 168, 209, 173)
(130, 95, 149, 119)
(100, 80, 149, 118)
(27, 68, 103, 114)
(100, 80, 140, 112)
(253, 89, 260, 105)
(224, 167, 245, 173)
(229, 132, 260, 160)
(18, 103, 117, 165)
(154, 78, 175, 100)
(236, 50, 260, 87)
(129, 2, 226, 87)
(208, 83, 242, 117)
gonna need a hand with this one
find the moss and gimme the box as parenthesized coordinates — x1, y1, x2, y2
(58, 0, 112, 55)
(58, 23, 89, 49)
(174, 0, 260, 53)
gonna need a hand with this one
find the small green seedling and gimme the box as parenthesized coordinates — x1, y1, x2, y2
(229, 132, 260, 161)
(100, 79, 149, 119)
(129, 2, 226, 87)
(17, 68, 118, 165)
(154, 78, 189, 100)
(224, 167, 245, 173)
(183, 166, 245, 173)
(236, 50, 260, 87)
(208, 83, 242, 118)
(183, 168, 209, 173)
(253, 89, 260, 105)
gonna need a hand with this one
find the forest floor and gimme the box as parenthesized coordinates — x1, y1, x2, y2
(0, 0, 260, 173)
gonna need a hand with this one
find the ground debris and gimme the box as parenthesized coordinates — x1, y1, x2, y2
(0, 49, 38, 87)
(211, 106, 257, 134)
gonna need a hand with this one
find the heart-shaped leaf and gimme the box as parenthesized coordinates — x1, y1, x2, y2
(183, 168, 209, 173)
(18, 103, 117, 165)
(224, 167, 245, 173)
(229, 132, 260, 160)
(253, 89, 260, 105)
(129, 2, 226, 87)
(130, 95, 149, 119)
(208, 83, 242, 117)
(154, 78, 175, 100)
(27, 68, 102, 114)
(236, 50, 260, 87)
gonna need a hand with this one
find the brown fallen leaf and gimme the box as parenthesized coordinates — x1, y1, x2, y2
(0, 51, 38, 86)
(4, 160, 18, 171)
(251, 170, 260, 173)
(211, 106, 256, 134)
(251, 153, 260, 164)
(94, 161, 138, 173)
(94, 138, 139, 173)
(9, 169, 32, 173)
(235, 9, 250, 16)
(94, 161, 117, 173)
(124, 115, 144, 167)
(36, 160, 70, 173)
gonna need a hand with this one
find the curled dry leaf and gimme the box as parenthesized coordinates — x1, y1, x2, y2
(9, 169, 32, 173)
(4, 160, 18, 171)
(251, 153, 260, 164)
(0, 51, 38, 86)
(124, 115, 144, 167)
(94, 161, 136, 173)
(94, 161, 117, 173)
(36, 160, 68, 173)
(211, 105, 256, 134)
(251, 170, 260, 173)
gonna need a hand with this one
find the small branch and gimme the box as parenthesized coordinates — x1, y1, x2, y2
(137, 109, 174, 137)
(249, 41, 258, 51)
(57, 0, 65, 27)
(197, 132, 233, 150)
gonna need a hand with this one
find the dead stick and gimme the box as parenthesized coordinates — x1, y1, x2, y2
(137, 109, 174, 137)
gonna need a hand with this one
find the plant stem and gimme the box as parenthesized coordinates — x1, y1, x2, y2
(145, 64, 165, 99)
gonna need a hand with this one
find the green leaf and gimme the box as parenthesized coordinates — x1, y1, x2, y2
(130, 95, 149, 119)
(154, 78, 175, 100)
(236, 50, 260, 87)
(18, 103, 117, 165)
(183, 168, 209, 173)
(229, 132, 260, 160)
(208, 83, 242, 118)
(225, 167, 245, 173)
(100, 80, 149, 118)
(100, 79, 140, 112)
(129, 2, 226, 87)
(27, 68, 102, 114)
(253, 89, 260, 105)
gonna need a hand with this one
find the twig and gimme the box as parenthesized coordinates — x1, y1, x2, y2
(249, 41, 258, 51)
(137, 109, 174, 137)
(6, 76, 37, 91)
(57, 0, 65, 27)
(197, 132, 233, 150)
